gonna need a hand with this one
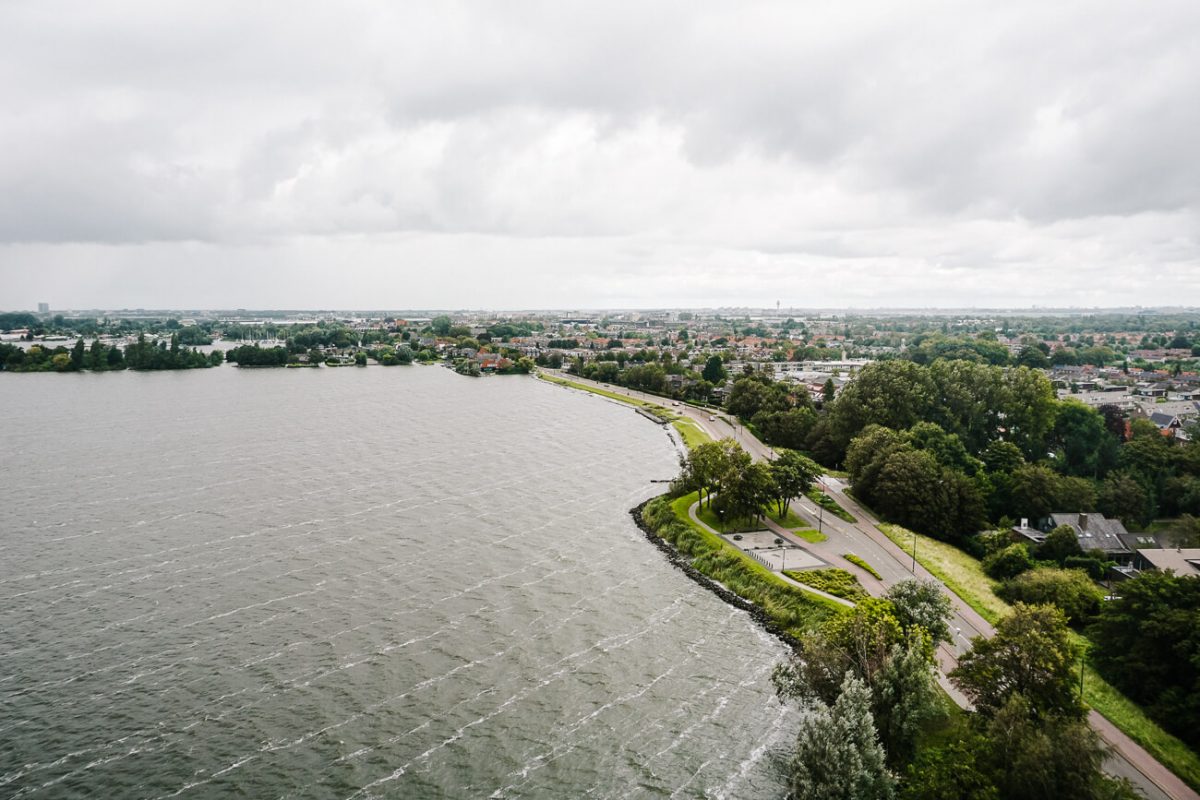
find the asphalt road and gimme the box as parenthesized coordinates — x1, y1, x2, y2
(539, 371, 1194, 800)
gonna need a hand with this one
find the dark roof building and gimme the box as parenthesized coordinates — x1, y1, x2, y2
(1047, 512, 1133, 561)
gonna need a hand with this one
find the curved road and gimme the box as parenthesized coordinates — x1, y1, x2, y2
(539, 370, 1195, 800)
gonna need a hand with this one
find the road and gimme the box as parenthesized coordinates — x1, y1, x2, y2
(537, 371, 1195, 800)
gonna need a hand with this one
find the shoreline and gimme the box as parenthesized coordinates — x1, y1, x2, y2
(628, 498, 804, 655)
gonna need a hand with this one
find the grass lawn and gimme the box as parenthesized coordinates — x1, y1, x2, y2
(792, 528, 828, 544)
(878, 523, 1009, 625)
(672, 417, 711, 449)
(695, 503, 761, 533)
(806, 488, 856, 522)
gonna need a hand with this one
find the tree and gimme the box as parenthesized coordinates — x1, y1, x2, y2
(1098, 471, 1152, 529)
(1036, 524, 1083, 564)
(701, 355, 726, 385)
(431, 315, 452, 335)
(900, 733, 999, 800)
(767, 450, 820, 517)
(1088, 570, 1200, 747)
(982, 440, 1025, 473)
(70, 337, 85, 370)
(951, 603, 1083, 719)
(1097, 404, 1127, 443)
(976, 695, 1134, 800)
(85, 339, 103, 369)
(752, 407, 817, 449)
(774, 599, 905, 707)
(996, 568, 1102, 625)
(886, 580, 952, 646)
(1016, 346, 1050, 369)
(787, 673, 895, 800)
(1050, 400, 1117, 478)
(715, 460, 773, 523)
(872, 633, 943, 765)
(677, 438, 748, 509)
(822, 378, 836, 404)
(983, 543, 1034, 580)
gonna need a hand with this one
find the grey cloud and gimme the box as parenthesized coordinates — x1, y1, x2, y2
(0, 0, 1197, 308)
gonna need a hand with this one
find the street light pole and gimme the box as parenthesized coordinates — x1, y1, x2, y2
(817, 480, 825, 536)
(912, 529, 917, 574)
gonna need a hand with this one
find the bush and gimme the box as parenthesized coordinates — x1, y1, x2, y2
(974, 529, 1014, 558)
(983, 543, 1034, 580)
(785, 568, 869, 602)
(1036, 525, 1084, 565)
(1063, 555, 1108, 581)
(996, 567, 1102, 624)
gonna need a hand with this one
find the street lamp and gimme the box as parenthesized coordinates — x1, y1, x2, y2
(816, 479, 826, 536)
(912, 528, 917, 574)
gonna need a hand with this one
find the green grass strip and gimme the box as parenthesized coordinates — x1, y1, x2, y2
(538, 373, 652, 407)
(806, 488, 856, 522)
(843, 553, 882, 580)
(671, 417, 711, 449)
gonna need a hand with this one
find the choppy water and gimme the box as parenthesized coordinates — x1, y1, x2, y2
(0, 366, 796, 798)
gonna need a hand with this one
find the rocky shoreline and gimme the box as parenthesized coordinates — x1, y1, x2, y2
(629, 498, 804, 656)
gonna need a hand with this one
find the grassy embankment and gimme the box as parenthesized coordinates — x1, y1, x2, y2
(642, 492, 843, 639)
(693, 502, 828, 543)
(880, 522, 1200, 791)
(806, 488, 856, 522)
(538, 373, 713, 449)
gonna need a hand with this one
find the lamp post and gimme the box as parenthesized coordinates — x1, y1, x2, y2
(816, 480, 825, 536)
(911, 528, 917, 573)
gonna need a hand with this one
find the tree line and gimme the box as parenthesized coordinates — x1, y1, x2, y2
(722, 360, 1200, 542)
(1, 335, 219, 372)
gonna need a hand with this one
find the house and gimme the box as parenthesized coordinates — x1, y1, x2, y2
(1012, 512, 1133, 562)
(1048, 513, 1133, 563)
(1148, 412, 1182, 432)
(1133, 549, 1200, 576)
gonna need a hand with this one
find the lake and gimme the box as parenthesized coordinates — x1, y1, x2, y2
(0, 365, 797, 798)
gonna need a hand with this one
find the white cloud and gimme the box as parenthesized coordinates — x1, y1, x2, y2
(0, 0, 1196, 308)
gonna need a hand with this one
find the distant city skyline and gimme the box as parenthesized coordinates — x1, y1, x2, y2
(2, 2, 1197, 310)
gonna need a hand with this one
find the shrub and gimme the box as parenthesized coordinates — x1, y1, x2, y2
(1063, 555, 1108, 581)
(996, 567, 1102, 624)
(1036, 525, 1084, 565)
(983, 543, 1033, 580)
(786, 568, 870, 602)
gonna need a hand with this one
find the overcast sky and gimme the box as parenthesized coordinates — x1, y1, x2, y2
(1, 1, 1197, 310)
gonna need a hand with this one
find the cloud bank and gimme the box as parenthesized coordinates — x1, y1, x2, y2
(1, 0, 1197, 308)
